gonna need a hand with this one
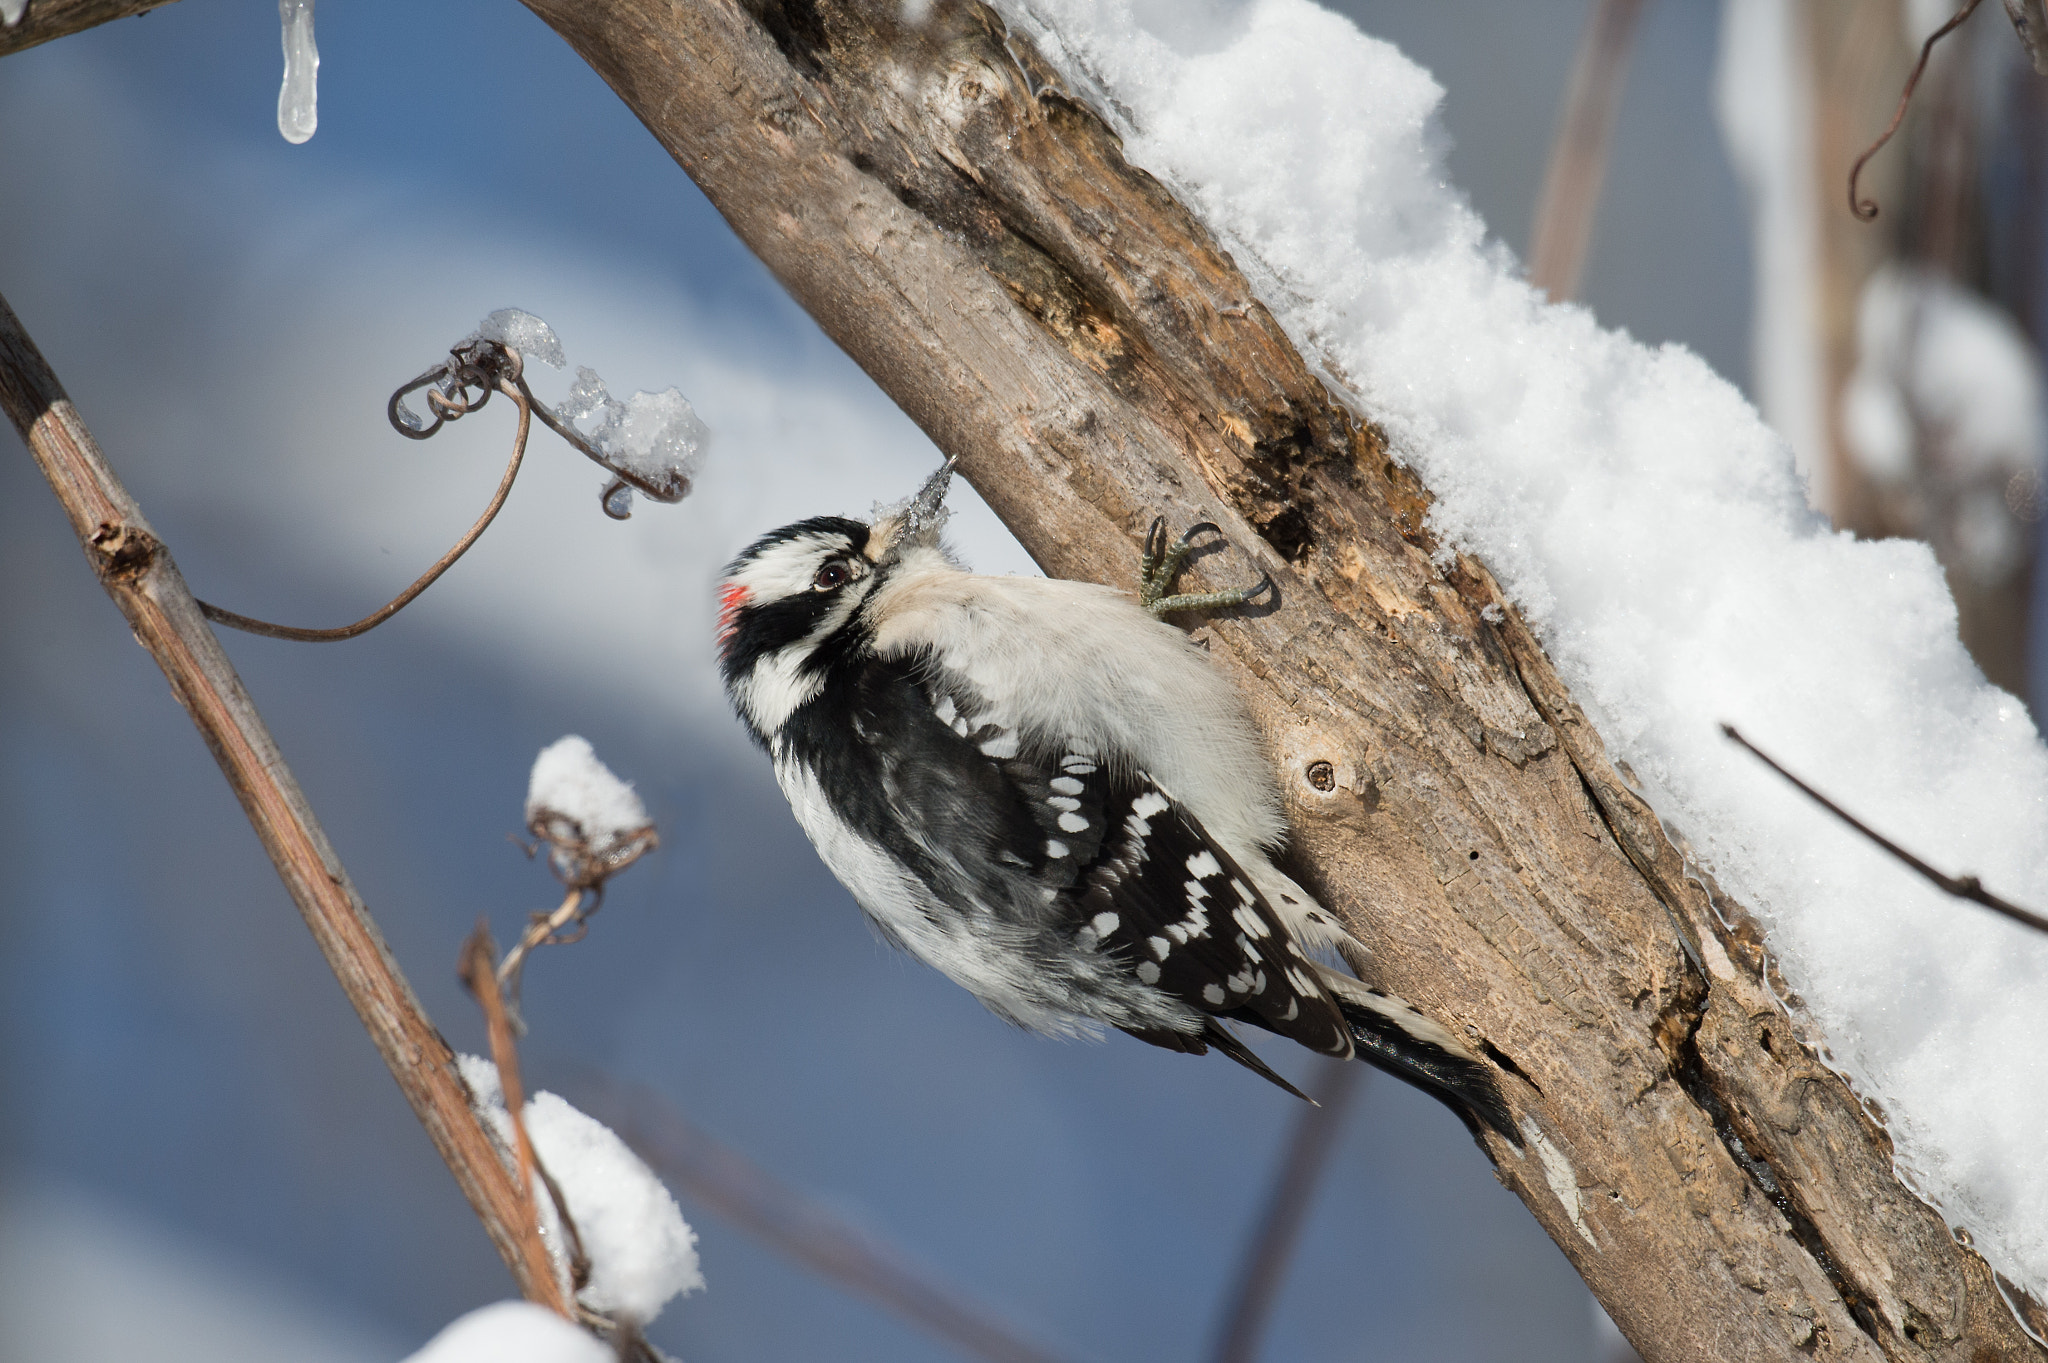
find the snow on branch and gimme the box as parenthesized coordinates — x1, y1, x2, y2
(394, 308, 709, 520)
(524, 735, 658, 890)
(404, 1301, 614, 1363)
(462, 1056, 703, 1330)
(991, 0, 2048, 1312)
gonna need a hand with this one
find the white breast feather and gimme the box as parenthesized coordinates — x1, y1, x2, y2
(775, 756, 1112, 1038)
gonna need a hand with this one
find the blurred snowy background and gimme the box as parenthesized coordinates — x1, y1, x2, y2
(2, 1, 2041, 1361)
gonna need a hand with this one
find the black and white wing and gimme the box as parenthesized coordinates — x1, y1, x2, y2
(941, 689, 1356, 1072)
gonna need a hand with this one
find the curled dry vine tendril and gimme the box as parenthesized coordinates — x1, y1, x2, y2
(198, 328, 691, 643)
(1848, 0, 1985, 222)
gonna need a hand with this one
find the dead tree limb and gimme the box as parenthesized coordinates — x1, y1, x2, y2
(0, 290, 561, 1309)
(511, 3, 2048, 1359)
(0, 0, 178, 58)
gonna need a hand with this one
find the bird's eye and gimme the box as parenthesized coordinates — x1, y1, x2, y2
(814, 560, 851, 591)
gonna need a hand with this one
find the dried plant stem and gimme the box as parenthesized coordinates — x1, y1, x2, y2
(498, 886, 590, 1000)
(1209, 1062, 1362, 1363)
(1849, 0, 1986, 221)
(1527, 0, 1645, 301)
(1722, 725, 2048, 936)
(0, 0, 178, 57)
(196, 376, 532, 642)
(0, 289, 561, 1306)
(460, 923, 587, 1317)
(585, 1079, 1076, 1363)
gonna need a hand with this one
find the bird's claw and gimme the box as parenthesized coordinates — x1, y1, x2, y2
(1139, 516, 1274, 618)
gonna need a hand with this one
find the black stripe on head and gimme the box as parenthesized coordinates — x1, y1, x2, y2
(718, 515, 871, 696)
(723, 516, 871, 581)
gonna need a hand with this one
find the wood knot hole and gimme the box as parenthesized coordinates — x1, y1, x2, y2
(1305, 760, 1335, 792)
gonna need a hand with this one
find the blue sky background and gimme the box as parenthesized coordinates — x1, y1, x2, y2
(0, 2, 1744, 1359)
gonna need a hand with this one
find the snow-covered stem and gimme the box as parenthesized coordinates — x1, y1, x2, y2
(515, 3, 2048, 1357)
(0, 289, 573, 1314)
(459, 925, 586, 1321)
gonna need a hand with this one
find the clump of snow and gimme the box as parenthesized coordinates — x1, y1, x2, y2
(993, 0, 2048, 1302)
(525, 736, 656, 886)
(404, 311, 703, 516)
(559, 366, 709, 500)
(403, 1301, 610, 1363)
(1, 0, 26, 28)
(525, 1092, 704, 1321)
(276, 0, 318, 145)
(460, 1056, 703, 1325)
(475, 308, 568, 372)
(1845, 267, 2043, 484)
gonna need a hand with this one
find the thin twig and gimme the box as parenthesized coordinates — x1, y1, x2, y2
(1849, 0, 1986, 221)
(0, 290, 564, 1299)
(1208, 1061, 1362, 1363)
(496, 885, 592, 1033)
(1527, 0, 1645, 301)
(1721, 724, 2048, 935)
(460, 923, 590, 1315)
(197, 372, 533, 641)
(577, 1078, 1081, 1363)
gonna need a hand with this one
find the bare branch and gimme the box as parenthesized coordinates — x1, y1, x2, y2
(460, 923, 584, 1319)
(0, 288, 560, 1305)
(1208, 1062, 1362, 1363)
(1721, 725, 2048, 936)
(0, 0, 177, 59)
(1528, 0, 1645, 301)
(581, 1080, 1079, 1363)
(197, 367, 533, 642)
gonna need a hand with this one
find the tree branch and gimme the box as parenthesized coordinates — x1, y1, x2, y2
(1208, 1062, 1361, 1363)
(512, 2, 2048, 1358)
(0, 0, 178, 59)
(585, 1080, 1077, 1363)
(0, 289, 559, 1308)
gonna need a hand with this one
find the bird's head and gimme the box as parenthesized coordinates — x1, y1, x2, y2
(717, 461, 957, 739)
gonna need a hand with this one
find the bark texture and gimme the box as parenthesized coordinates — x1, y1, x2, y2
(514, 2, 2048, 1359)
(0, 0, 176, 57)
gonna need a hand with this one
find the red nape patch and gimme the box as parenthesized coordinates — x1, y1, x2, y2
(716, 583, 751, 650)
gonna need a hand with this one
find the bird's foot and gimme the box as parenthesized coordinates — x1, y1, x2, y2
(1139, 517, 1274, 619)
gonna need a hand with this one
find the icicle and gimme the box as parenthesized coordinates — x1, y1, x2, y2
(1, 0, 26, 30)
(277, 0, 319, 145)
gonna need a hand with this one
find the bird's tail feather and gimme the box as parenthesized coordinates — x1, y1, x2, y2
(1315, 969, 1522, 1147)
